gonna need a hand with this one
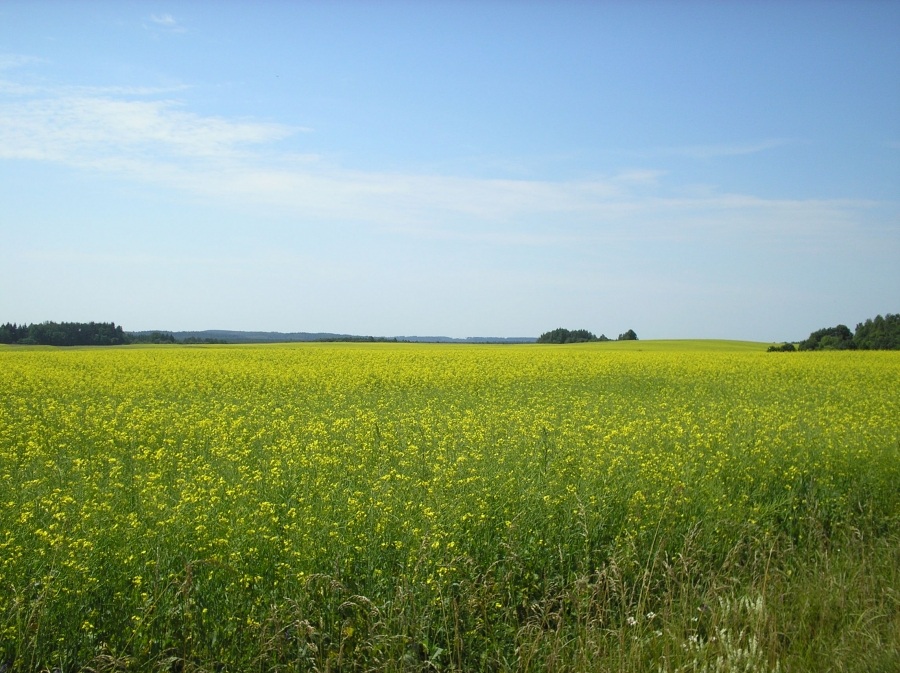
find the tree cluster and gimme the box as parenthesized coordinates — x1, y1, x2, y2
(799, 314, 900, 350)
(0, 323, 238, 346)
(180, 336, 229, 345)
(799, 324, 855, 351)
(0, 321, 128, 346)
(770, 313, 900, 352)
(537, 327, 638, 344)
(853, 313, 900, 350)
(537, 328, 603, 344)
(128, 331, 178, 344)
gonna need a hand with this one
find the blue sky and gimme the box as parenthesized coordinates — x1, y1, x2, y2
(2, 1, 898, 340)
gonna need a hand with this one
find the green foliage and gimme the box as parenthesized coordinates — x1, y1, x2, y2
(795, 313, 900, 351)
(799, 324, 854, 350)
(0, 321, 128, 346)
(767, 342, 797, 352)
(854, 313, 900, 350)
(617, 329, 638, 341)
(129, 331, 178, 344)
(181, 336, 228, 344)
(0, 323, 29, 344)
(537, 328, 599, 344)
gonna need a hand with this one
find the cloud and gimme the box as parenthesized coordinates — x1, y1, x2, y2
(655, 139, 794, 159)
(0, 95, 296, 162)
(146, 13, 186, 34)
(150, 13, 177, 26)
(0, 79, 191, 97)
(0, 83, 635, 226)
(0, 78, 890, 250)
(0, 54, 43, 71)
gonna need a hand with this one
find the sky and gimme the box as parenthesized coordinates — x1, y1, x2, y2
(1, 1, 898, 341)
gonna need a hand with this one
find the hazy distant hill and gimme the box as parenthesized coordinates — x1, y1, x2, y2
(133, 330, 537, 344)
(171, 330, 357, 343)
(396, 336, 537, 344)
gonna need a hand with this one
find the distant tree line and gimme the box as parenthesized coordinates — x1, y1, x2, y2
(0, 323, 229, 346)
(129, 332, 227, 344)
(320, 336, 400, 343)
(129, 331, 178, 344)
(180, 336, 229, 345)
(537, 327, 637, 344)
(768, 313, 900, 351)
(0, 321, 129, 346)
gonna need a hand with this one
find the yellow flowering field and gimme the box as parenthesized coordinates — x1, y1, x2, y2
(1, 343, 898, 671)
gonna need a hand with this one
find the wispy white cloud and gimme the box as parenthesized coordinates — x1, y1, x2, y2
(150, 13, 177, 26)
(655, 139, 794, 159)
(0, 83, 633, 224)
(0, 79, 888, 250)
(0, 95, 296, 162)
(0, 79, 191, 97)
(21, 247, 271, 271)
(611, 169, 666, 185)
(0, 54, 44, 71)
(147, 13, 186, 34)
(0, 53, 48, 95)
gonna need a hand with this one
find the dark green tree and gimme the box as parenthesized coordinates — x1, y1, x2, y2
(799, 324, 854, 351)
(854, 313, 900, 350)
(537, 328, 599, 344)
(2, 321, 129, 346)
(0, 323, 17, 344)
(617, 329, 638, 341)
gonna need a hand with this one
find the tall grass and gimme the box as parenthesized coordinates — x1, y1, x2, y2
(0, 343, 897, 671)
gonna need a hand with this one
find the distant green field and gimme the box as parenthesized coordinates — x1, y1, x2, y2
(1, 343, 897, 671)
(0, 338, 774, 352)
(546, 339, 772, 352)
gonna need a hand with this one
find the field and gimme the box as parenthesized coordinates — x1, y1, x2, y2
(1, 342, 898, 672)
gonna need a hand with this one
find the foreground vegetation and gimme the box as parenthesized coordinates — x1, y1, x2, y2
(1, 342, 898, 672)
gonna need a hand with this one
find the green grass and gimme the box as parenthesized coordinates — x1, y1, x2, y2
(565, 339, 772, 352)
